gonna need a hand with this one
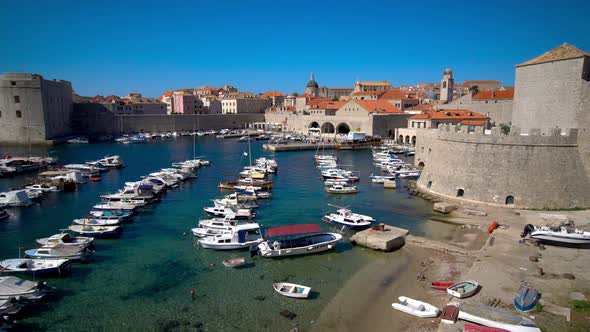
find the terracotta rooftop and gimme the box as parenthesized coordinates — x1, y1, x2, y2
(517, 43, 590, 67)
(379, 89, 417, 100)
(408, 104, 434, 111)
(409, 109, 488, 121)
(306, 98, 332, 106)
(472, 89, 514, 100)
(352, 91, 385, 96)
(349, 100, 403, 114)
(463, 80, 501, 86)
(318, 101, 346, 110)
(260, 91, 284, 97)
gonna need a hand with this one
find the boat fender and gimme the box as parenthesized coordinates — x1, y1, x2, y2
(487, 221, 498, 233)
(520, 224, 535, 238)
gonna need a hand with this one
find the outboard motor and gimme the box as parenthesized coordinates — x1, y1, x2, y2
(520, 224, 535, 238)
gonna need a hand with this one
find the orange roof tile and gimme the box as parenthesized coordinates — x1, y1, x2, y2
(348, 100, 403, 114)
(260, 91, 284, 97)
(463, 80, 501, 86)
(358, 81, 391, 86)
(352, 91, 385, 96)
(378, 89, 417, 100)
(409, 109, 488, 121)
(306, 98, 332, 106)
(408, 104, 434, 111)
(472, 89, 514, 100)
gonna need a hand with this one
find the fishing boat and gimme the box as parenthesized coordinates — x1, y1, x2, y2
(447, 281, 480, 299)
(257, 224, 342, 258)
(24, 184, 59, 193)
(73, 218, 121, 226)
(0, 258, 70, 276)
(322, 206, 375, 230)
(391, 296, 440, 318)
(514, 284, 538, 312)
(0, 276, 52, 300)
(36, 233, 94, 248)
(89, 209, 133, 220)
(521, 222, 590, 246)
(273, 282, 311, 299)
(222, 257, 247, 267)
(68, 224, 122, 238)
(326, 184, 359, 194)
(24, 246, 94, 262)
(198, 223, 263, 250)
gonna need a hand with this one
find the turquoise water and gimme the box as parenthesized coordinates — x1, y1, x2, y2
(0, 137, 449, 331)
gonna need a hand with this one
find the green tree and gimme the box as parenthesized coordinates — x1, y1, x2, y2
(470, 85, 480, 95)
(499, 123, 510, 134)
(331, 97, 339, 101)
(292, 92, 299, 97)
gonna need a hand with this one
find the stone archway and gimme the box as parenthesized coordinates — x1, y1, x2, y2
(321, 122, 335, 133)
(411, 136, 417, 146)
(309, 121, 319, 128)
(398, 135, 404, 143)
(336, 123, 350, 134)
(405, 135, 410, 144)
(418, 161, 425, 169)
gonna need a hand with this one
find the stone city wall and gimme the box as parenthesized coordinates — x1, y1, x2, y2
(414, 124, 590, 209)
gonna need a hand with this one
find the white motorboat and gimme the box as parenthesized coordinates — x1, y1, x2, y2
(0, 190, 32, 207)
(25, 246, 94, 262)
(87, 155, 125, 168)
(369, 174, 396, 184)
(68, 225, 122, 237)
(203, 203, 255, 219)
(0, 258, 70, 276)
(198, 223, 263, 250)
(36, 233, 94, 248)
(214, 193, 258, 209)
(521, 222, 590, 246)
(323, 180, 348, 187)
(25, 189, 44, 200)
(191, 217, 240, 237)
(322, 208, 375, 230)
(446, 281, 480, 299)
(101, 185, 156, 202)
(392, 296, 440, 318)
(0, 277, 52, 300)
(93, 201, 138, 211)
(67, 137, 89, 144)
(257, 224, 342, 257)
(326, 184, 359, 194)
(273, 282, 311, 299)
(73, 218, 120, 226)
(24, 184, 59, 193)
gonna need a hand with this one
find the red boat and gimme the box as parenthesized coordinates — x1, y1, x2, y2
(431, 281, 454, 291)
(464, 323, 509, 332)
(90, 176, 102, 182)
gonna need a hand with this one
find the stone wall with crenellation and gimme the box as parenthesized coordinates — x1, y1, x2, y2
(414, 124, 590, 209)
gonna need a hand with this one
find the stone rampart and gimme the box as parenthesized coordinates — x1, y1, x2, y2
(415, 124, 590, 209)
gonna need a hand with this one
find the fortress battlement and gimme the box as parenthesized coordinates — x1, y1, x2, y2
(434, 124, 578, 146)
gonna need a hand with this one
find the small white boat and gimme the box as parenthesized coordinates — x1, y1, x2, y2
(36, 233, 94, 248)
(0, 258, 70, 276)
(0, 190, 32, 207)
(326, 184, 359, 194)
(73, 218, 120, 226)
(67, 137, 89, 144)
(458, 310, 541, 332)
(222, 257, 247, 267)
(87, 155, 125, 168)
(93, 202, 137, 211)
(25, 246, 94, 262)
(68, 225, 122, 237)
(521, 223, 590, 246)
(273, 282, 311, 299)
(0, 276, 52, 300)
(24, 184, 59, 193)
(447, 281, 480, 299)
(198, 223, 263, 250)
(322, 208, 375, 230)
(392, 296, 440, 318)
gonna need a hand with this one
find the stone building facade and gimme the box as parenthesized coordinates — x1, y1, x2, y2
(437, 89, 514, 126)
(414, 43, 590, 209)
(221, 95, 271, 114)
(0, 73, 73, 144)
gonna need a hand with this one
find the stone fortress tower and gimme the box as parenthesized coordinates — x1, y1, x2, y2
(440, 68, 454, 103)
(414, 43, 590, 209)
(305, 72, 319, 97)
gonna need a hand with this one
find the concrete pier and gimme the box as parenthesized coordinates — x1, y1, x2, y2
(263, 143, 336, 152)
(350, 225, 409, 252)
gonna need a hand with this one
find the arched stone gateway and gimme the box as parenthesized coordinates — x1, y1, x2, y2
(411, 136, 417, 146)
(405, 135, 410, 144)
(309, 121, 319, 128)
(506, 196, 515, 205)
(321, 122, 335, 133)
(398, 135, 404, 143)
(336, 123, 350, 134)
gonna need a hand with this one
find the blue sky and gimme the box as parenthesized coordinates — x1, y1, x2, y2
(1, 0, 589, 97)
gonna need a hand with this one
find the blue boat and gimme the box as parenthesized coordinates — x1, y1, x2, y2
(514, 284, 539, 312)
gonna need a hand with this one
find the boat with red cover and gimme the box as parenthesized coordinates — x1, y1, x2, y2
(431, 281, 455, 291)
(257, 224, 342, 257)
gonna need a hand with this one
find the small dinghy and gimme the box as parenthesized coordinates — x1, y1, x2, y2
(0, 276, 52, 300)
(273, 282, 311, 299)
(68, 225, 122, 238)
(431, 281, 455, 291)
(222, 257, 246, 268)
(0, 258, 70, 276)
(447, 281, 480, 299)
(514, 284, 538, 312)
(392, 296, 440, 318)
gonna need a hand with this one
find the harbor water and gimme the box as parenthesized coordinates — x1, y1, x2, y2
(0, 137, 455, 331)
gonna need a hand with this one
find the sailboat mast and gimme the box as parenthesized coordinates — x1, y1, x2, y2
(193, 122, 196, 159)
(248, 133, 252, 166)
